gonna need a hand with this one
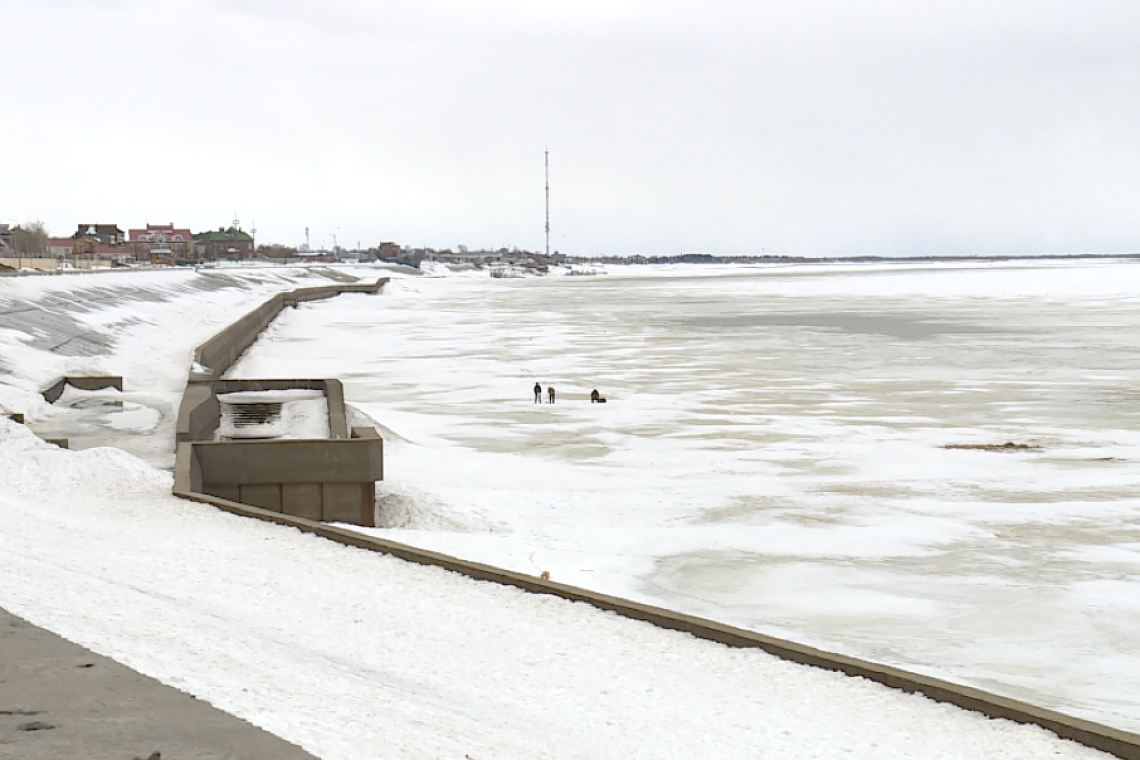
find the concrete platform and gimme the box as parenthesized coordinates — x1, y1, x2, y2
(0, 606, 317, 759)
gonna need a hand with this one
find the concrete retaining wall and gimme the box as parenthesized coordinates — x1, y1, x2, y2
(176, 379, 350, 444)
(193, 279, 387, 379)
(0, 257, 56, 272)
(176, 279, 388, 527)
(194, 294, 287, 379)
(186, 436, 382, 525)
(42, 376, 124, 404)
(177, 377, 381, 525)
(176, 382, 220, 444)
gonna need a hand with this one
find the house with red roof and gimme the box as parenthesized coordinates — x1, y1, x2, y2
(130, 223, 193, 262)
(47, 237, 75, 257)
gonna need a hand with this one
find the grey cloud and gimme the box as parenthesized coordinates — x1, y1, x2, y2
(2, 0, 1139, 256)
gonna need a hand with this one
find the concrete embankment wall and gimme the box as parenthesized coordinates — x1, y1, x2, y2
(176, 279, 388, 527)
(41, 376, 124, 404)
(168, 273, 1140, 760)
(177, 378, 382, 524)
(193, 280, 386, 379)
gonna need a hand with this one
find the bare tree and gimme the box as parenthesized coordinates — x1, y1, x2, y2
(13, 220, 49, 257)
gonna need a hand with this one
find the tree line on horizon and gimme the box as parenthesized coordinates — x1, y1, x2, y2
(572, 251, 1140, 265)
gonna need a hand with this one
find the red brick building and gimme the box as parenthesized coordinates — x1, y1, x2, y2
(193, 226, 255, 260)
(130, 223, 193, 261)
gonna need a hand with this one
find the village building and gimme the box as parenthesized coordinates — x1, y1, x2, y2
(65, 224, 131, 267)
(193, 226, 255, 260)
(47, 237, 75, 257)
(130, 223, 193, 262)
(71, 223, 126, 248)
(0, 225, 57, 271)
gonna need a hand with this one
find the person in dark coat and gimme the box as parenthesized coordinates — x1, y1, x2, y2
(534, 382, 542, 403)
(590, 389, 600, 403)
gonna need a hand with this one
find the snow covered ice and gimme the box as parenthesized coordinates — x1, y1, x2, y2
(231, 260, 1140, 732)
(0, 261, 1137, 759)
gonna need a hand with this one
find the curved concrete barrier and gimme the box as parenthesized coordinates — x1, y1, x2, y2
(193, 279, 387, 380)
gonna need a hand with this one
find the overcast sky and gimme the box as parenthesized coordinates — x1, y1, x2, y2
(3, 0, 1139, 257)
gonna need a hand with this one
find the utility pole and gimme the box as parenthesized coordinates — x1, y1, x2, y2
(544, 148, 550, 258)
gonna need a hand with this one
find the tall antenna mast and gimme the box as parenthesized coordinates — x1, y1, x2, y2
(544, 148, 550, 257)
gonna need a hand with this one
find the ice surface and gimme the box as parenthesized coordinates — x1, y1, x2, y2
(0, 261, 1135, 758)
(231, 259, 1140, 732)
(0, 418, 1117, 759)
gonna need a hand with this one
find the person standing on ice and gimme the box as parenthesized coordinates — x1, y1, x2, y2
(534, 382, 542, 403)
(548, 385, 556, 404)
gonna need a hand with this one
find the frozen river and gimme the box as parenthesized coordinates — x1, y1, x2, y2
(227, 260, 1140, 732)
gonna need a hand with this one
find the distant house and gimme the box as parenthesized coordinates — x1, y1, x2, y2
(72, 223, 125, 247)
(47, 237, 76, 257)
(0, 224, 11, 252)
(70, 224, 128, 260)
(130, 223, 192, 261)
(193, 226, 255, 260)
(377, 242, 402, 260)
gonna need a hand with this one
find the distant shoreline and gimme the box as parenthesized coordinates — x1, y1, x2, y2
(571, 252, 1140, 266)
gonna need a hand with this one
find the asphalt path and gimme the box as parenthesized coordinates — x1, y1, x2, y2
(0, 605, 317, 759)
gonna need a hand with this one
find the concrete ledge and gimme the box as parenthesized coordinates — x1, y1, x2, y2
(170, 483, 1140, 760)
(41, 376, 124, 404)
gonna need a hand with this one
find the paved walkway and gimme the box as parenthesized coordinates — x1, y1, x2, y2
(0, 606, 317, 759)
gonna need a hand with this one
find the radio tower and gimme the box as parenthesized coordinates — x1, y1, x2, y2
(544, 148, 550, 257)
